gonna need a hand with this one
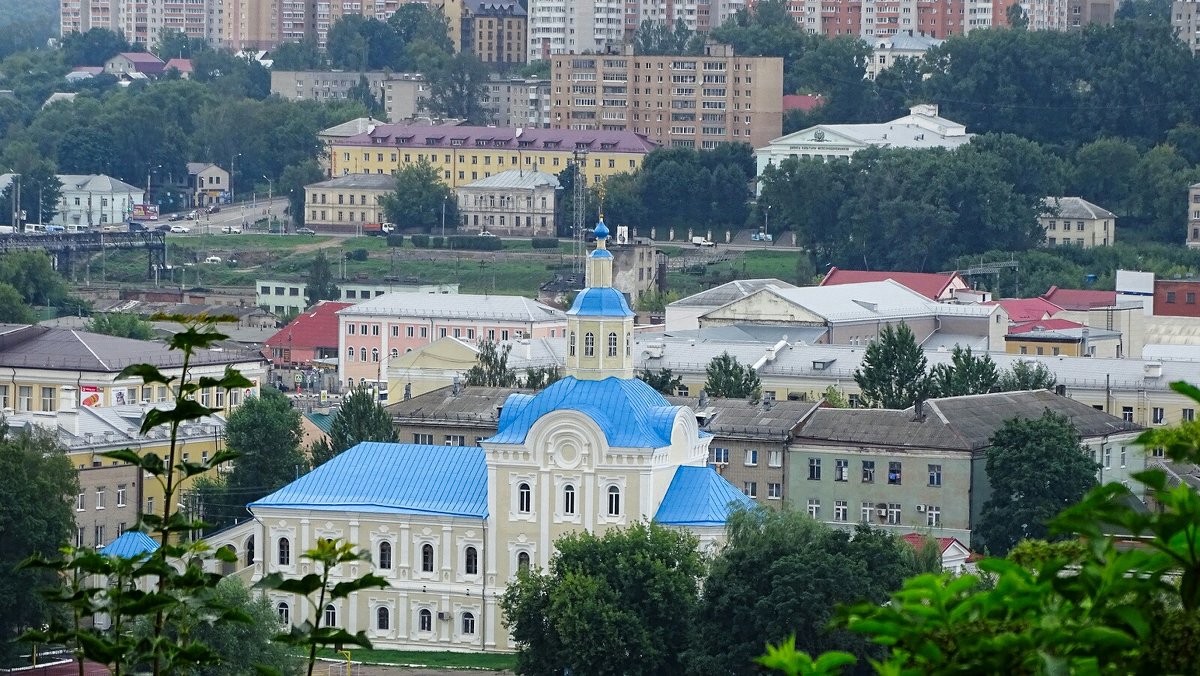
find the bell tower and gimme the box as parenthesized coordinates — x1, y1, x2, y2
(564, 218, 635, 380)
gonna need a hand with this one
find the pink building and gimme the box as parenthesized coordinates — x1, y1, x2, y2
(338, 292, 567, 391)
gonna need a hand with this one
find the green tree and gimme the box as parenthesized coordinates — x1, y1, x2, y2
(380, 160, 456, 231)
(0, 427, 79, 664)
(154, 28, 211, 60)
(928, 346, 999, 397)
(997, 359, 1057, 391)
(704, 352, 761, 399)
(464, 340, 520, 388)
(853, 323, 929, 409)
(0, 282, 34, 323)
(687, 509, 912, 673)
(60, 27, 131, 66)
(269, 36, 326, 70)
(220, 387, 307, 520)
(424, 52, 492, 124)
(501, 521, 705, 676)
(387, 3, 454, 65)
(632, 18, 704, 55)
(821, 385, 848, 408)
(346, 74, 386, 119)
(638, 368, 684, 395)
(522, 366, 562, 390)
(324, 386, 397, 461)
(1, 141, 62, 226)
(86, 312, 156, 340)
(0, 250, 73, 309)
(975, 411, 1098, 555)
(305, 250, 339, 308)
(280, 160, 325, 228)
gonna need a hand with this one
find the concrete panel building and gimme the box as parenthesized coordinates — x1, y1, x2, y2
(271, 71, 432, 124)
(526, 0, 625, 61)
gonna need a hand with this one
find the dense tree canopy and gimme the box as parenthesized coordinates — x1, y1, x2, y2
(323, 386, 398, 462)
(853, 324, 930, 409)
(85, 312, 155, 340)
(704, 352, 762, 399)
(380, 160, 457, 231)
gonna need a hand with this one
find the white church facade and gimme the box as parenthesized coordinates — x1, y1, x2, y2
(206, 219, 752, 652)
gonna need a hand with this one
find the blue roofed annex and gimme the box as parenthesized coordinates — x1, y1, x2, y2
(100, 530, 159, 559)
(250, 442, 488, 518)
(488, 376, 681, 448)
(655, 465, 755, 527)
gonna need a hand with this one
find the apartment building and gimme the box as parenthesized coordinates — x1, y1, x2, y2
(302, 173, 394, 232)
(622, 0, 748, 35)
(527, 0, 625, 61)
(481, 77, 553, 128)
(1174, 0, 1200, 51)
(1040, 196, 1117, 248)
(1188, 181, 1200, 248)
(456, 170, 560, 237)
(328, 124, 658, 188)
(549, 44, 783, 150)
(271, 71, 432, 123)
(61, 0, 223, 47)
(459, 0, 528, 65)
(786, 0, 1014, 39)
(52, 174, 145, 228)
(224, 0, 279, 50)
(257, 279, 459, 317)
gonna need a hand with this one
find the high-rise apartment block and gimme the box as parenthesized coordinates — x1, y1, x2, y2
(527, 0, 626, 61)
(788, 0, 1013, 39)
(621, 0, 747, 35)
(1173, 0, 1200, 52)
(549, 44, 782, 150)
(61, 0, 223, 47)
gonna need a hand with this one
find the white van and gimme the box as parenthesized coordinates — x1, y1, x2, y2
(204, 256, 222, 264)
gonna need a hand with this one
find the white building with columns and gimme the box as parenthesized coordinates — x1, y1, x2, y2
(206, 218, 751, 652)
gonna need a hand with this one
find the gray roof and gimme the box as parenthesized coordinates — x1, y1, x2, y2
(660, 324, 827, 344)
(186, 162, 223, 175)
(0, 173, 14, 195)
(461, 170, 559, 191)
(3, 403, 225, 452)
(668, 278, 795, 308)
(347, 125, 659, 154)
(667, 395, 819, 441)
(386, 384, 522, 430)
(1042, 197, 1116, 220)
(700, 280, 996, 324)
(0, 325, 262, 372)
(307, 174, 397, 190)
(58, 174, 141, 194)
(343, 292, 565, 323)
(319, 117, 388, 139)
(796, 390, 1140, 450)
(872, 34, 944, 50)
(465, 0, 527, 16)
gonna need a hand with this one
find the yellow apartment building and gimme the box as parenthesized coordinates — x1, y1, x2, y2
(328, 124, 658, 188)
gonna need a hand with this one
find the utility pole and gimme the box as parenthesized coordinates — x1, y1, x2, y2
(571, 149, 587, 275)
(263, 175, 273, 232)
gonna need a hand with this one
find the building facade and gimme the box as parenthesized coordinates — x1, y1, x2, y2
(456, 170, 559, 237)
(53, 174, 145, 228)
(526, 0, 625, 61)
(1188, 182, 1200, 248)
(328, 125, 658, 188)
(460, 0, 528, 65)
(222, 0, 278, 50)
(63, 0, 223, 46)
(302, 174, 395, 232)
(549, 45, 784, 150)
(865, 32, 944, 79)
(271, 71, 432, 124)
(1040, 196, 1116, 248)
(256, 279, 460, 317)
(186, 163, 230, 207)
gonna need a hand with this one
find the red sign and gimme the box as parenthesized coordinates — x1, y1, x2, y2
(80, 385, 101, 408)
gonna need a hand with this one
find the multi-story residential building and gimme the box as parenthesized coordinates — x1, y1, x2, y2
(223, 0, 279, 50)
(328, 125, 658, 188)
(622, 0, 748, 35)
(62, 0, 223, 47)
(318, 117, 389, 177)
(459, 0, 528, 65)
(302, 174, 394, 232)
(456, 170, 560, 237)
(549, 45, 784, 150)
(1187, 181, 1200, 248)
(52, 174, 145, 228)
(864, 32, 944, 79)
(205, 221, 751, 651)
(4, 399, 226, 550)
(337, 292, 567, 391)
(388, 382, 526, 445)
(755, 104, 972, 183)
(1040, 196, 1116, 248)
(479, 77, 553, 127)
(388, 337, 566, 398)
(788, 0, 1014, 39)
(788, 390, 1142, 546)
(270, 71, 432, 124)
(527, 0, 625, 61)
(186, 163, 230, 208)
(1174, 0, 1200, 52)
(256, 279, 459, 317)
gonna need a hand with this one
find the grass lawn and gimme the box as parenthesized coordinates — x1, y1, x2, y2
(314, 648, 516, 670)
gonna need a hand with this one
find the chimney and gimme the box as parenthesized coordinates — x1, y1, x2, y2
(913, 399, 926, 422)
(59, 386, 80, 436)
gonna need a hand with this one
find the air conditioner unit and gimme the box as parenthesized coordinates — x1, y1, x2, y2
(916, 504, 926, 512)
(876, 508, 887, 517)
(437, 611, 452, 621)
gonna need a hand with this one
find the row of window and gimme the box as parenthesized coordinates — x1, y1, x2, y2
(277, 538, 499, 577)
(342, 150, 638, 172)
(516, 482, 622, 517)
(277, 602, 478, 636)
(346, 323, 523, 341)
(0, 384, 241, 412)
(808, 459, 942, 487)
(804, 499, 943, 527)
(75, 485, 128, 511)
(567, 331, 630, 359)
(712, 447, 783, 467)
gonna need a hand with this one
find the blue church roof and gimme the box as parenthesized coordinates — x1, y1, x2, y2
(567, 287, 634, 317)
(594, 218, 610, 240)
(489, 376, 680, 448)
(100, 531, 160, 559)
(654, 466, 754, 527)
(250, 442, 488, 518)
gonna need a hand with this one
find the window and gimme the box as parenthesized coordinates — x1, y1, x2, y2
(1103, 444, 1113, 468)
(376, 606, 390, 630)
(517, 551, 531, 571)
(413, 433, 433, 444)
(116, 485, 127, 507)
(888, 462, 902, 485)
(76, 492, 85, 511)
(421, 543, 434, 572)
(419, 608, 433, 632)
(1153, 407, 1165, 425)
(768, 450, 783, 467)
(862, 461, 875, 483)
(584, 332, 595, 357)
(517, 482, 532, 513)
(607, 486, 621, 516)
(348, 324, 356, 335)
(744, 449, 758, 466)
(861, 502, 874, 523)
(568, 331, 576, 356)
(928, 464, 942, 487)
(445, 434, 466, 445)
(834, 500, 848, 522)
(886, 503, 901, 525)
(41, 387, 56, 411)
(833, 459, 849, 482)
(371, 348, 379, 362)
(324, 604, 337, 627)
(146, 496, 154, 515)
(462, 612, 476, 635)
(1185, 408, 1196, 422)
(378, 541, 392, 569)
(1120, 446, 1128, 468)
(743, 481, 758, 498)
(767, 482, 782, 499)
(607, 332, 618, 357)
(465, 546, 479, 575)
(926, 505, 941, 527)
(94, 524, 105, 547)
(1122, 406, 1134, 422)
(277, 602, 290, 625)
(346, 347, 354, 361)
(563, 485, 576, 515)
(360, 347, 367, 362)
(807, 498, 820, 518)
(75, 526, 84, 547)
(1168, 291, 1177, 304)
(278, 538, 291, 565)
(808, 457, 821, 480)
(712, 447, 729, 464)
(96, 487, 105, 510)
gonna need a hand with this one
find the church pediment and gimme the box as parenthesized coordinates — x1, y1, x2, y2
(700, 289, 825, 325)
(771, 125, 866, 149)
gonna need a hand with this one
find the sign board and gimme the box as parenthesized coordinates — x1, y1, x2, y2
(616, 225, 629, 246)
(80, 385, 101, 408)
(131, 204, 159, 220)
(294, 373, 303, 383)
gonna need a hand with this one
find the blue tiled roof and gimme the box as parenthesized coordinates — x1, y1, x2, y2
(489, 376, 679, 448)
(250, 442, 488, 518)
(589, 249, 614, 259)
(100, 531, 160, 559)
(567, 287, 634, 317)
(654, 465, 754, 527)
(594, 218, 609, 240)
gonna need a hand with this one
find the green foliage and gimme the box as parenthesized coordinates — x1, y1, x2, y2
(997, 359, 1057, 391)
(1005, 538, 1087, 569)
(424, 52, 492, 124)
(975, 411, 1099, 555)
(1, 141, 63, 226)
(522, 366, 562, 390)
(305, 250, 338, 308)
(464, 340, 520, 388)
(0, 282, 34, 323)
(280, 160, 325, 228)
(756, 638, 856, 676)
(632, 18, 705, 56)
(928, 346, 999, 398)
(86, 313, 156, 340)
(410, 233, 430, 248)
(638, 368, 683, 395)
(633, 289, 680, 313)
(821, 385, 848, 408)
(531, 237, 560, 249)
(853, 323, 929, 409)
(690, 510, 914, 673)
(900, 534, 946, 576)
(346, 74, 386, 119)
(501, 521, 705, 676)
(257, 538, 389, 676)
(269, 37, 326, 70)
(61, 28, 131, 67)
(344, 248, 369, 262)
(704, 352, 762, 399)
(380, 160, 456, 231)
(0, 0, 57, 61)
(324, 386, 397, 462)
(448, 234, 503, 250)
(386, 233, 404, 247)
(602, 145, 755, 231)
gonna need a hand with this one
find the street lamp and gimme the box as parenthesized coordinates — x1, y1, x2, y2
(764, 204, 770, 235)
(263, 175, 273, 232)
(441, 195, 447, 237)
(231, 153, 242, 202)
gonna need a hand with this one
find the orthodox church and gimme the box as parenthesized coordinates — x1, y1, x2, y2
(210, 220, 751, 651)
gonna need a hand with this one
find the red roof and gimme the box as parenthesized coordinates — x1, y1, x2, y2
(164, 58, 193, 73)
(901, 533, 967, 554)
(1007, 318, 1085, 335)
(819, 266, 963, 300)
(1040, 286, 1116, 311)
(984, 297, 1062, 323)
(782, 94, 826, 112)
(264, 301, 352, 351)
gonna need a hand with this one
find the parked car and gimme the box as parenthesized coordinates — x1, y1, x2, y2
(296, 227, 316, 235)
(478, 230, 497, 237)
(204, 256, 222, 264)
(206, 205, 221, 214)
(169, 225, 191, 233)
(221, 225, 241, 234)
(750, 232, 773, 242)
(168, 213, 183, 222)
(156, 224, 172, 233)
(186, 210, 197, 220)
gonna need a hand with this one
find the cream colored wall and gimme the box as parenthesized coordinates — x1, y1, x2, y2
(699, 290, 825, 326)
(1041, 215, 1113, 247)
(565, 316, 633, 380)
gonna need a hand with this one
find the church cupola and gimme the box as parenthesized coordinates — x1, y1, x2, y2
(564, 218, 635, 380)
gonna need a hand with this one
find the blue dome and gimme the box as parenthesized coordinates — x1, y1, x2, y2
(594, 218, 609, 240)
(567, 287, 634, 317)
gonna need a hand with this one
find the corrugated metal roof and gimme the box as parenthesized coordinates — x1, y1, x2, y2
(1042, 196, 1116, 220)
(654, 465, 753, 526)
(265, 301, 353, 351)
(668, 279, 794, 308)
(0, 325, 261, 372)
(385, 384, 521, 428)
(250, 442, 488, 518)
(342, 292, 565, 323)
(489, 376, 680, 448)
(100, 531, 159, 559)
(461, 170, 559, 190)
(820, 266, 962, 300)
(305, 411, 334, 435)
(59, 174, 143, 195)
(307, 174, 398, 190)
(567, 287, 634, 318)
(667, 396, 819, 439)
